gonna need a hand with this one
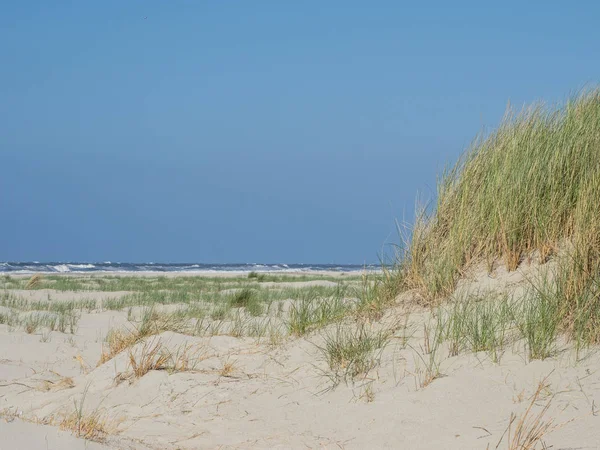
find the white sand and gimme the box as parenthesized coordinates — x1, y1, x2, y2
(0, 420, 111, 450)
(1, 269, 599, 449)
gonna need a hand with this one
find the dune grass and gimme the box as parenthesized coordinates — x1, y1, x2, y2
(434, 288, 561, 363)
(4, 272, 360, 292)
(0, 309, 81, 335)
(389, 88, 600, 353)
(126, 339, 171, 378)
(495, 377, 556, 450)
(25, 274, 43, 289)
(317, 322, 391, 386)
(398, 89, 600, 302)
(2, 271, 395, 347)
(59, 384, 112, 442)
(287, 287, 350, 336)
(437, 291, 515, 361)
(99, 328, 140, 365)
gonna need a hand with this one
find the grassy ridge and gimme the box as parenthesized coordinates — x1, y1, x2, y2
(401, 89, 600, 301)
(391, 88, 600, 352)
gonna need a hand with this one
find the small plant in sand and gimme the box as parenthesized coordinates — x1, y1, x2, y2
(229, 288, 256, 308)
(517, 288, 560, 361)
(24, 315, 40, 334)
(165, 342, 205, 373)
(267, 324, 286, 346)
(25, 274, 43, 290)
(38, 375, 74, 392)
(210, 305, 229, 321)
(117, 338, 205, 381)
(99, 307, 190, 366)
(137, 306, 164, 337)
(98, 328, 139, 365)
(127, 338, 170, 378)
(410, 324, 443, 389)
(247, 317, 272, 340)
(318, 322, 391, 386)
(219, 358, 237, 377)
(207, 320, 224, 336)
(59, 384, 111, 442)
(247, 271, 266, 281)
(245, 298, 264, 317)
(438, 292, 515, 362)
(494, 377, 557, 450)
(229, 309, 248, 337)
(58, 309, 80, 334)
(355, 272, 394, 321)
(288, 289, 349, 336)
(359, 382, 375, 403)
(74, 354, 90, 374)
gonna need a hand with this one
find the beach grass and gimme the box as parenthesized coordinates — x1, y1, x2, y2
(287, 288, 350, 336)
(317, 322, 391, 386)
(1, 272, 368, 342)
(396, 89, 600, 303)
(388, 88, 600, 356)
(59, 384, 111, 442)
(2, 272, 361, 292)
(437, 291, 515, 361)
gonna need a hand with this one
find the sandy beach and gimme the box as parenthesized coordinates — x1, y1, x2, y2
(1, 268, 598, 449)
(4, 2, 599, 448)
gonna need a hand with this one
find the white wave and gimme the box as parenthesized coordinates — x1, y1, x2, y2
(179, 265, 201, 270)
(52, 264, 71, 273)
(67, 264, 95, 269)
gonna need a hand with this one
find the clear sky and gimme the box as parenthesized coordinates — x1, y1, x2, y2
(1, 1, 599, 264)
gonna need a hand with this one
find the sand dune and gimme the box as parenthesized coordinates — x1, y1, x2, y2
(0, 270, 599, 449)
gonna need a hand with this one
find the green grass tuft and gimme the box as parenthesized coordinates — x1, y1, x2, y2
(318, 323, 391, 386)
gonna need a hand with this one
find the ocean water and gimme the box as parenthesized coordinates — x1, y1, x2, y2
(0, 262, 376, 274)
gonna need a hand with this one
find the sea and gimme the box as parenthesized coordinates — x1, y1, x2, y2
(0, 262, 376, 275)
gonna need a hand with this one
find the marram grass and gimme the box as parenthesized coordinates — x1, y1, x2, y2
(400, 89, 600, 301)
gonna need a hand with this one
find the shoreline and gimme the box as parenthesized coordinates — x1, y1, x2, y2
(2, 269, 375, 279)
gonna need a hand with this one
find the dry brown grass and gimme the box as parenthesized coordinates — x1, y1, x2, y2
(74, 354, 90, 374)
(25, 274, 43, 290)
(59, 384, 114, 442)
(359, 382, 375, 403)
(127, 338, 170, 378)
(166, 342, 206, 373)
(219, 359, 237, 377)
(494, 379, 556, 450)
(114, 338, 206, 382)
(98, 310, 189, 366)
(60, 409, 111, 442)
(98, 328, 139, 366)
(38, 374, 75, 392)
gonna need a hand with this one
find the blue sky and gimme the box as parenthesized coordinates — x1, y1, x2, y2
(1, 1, 599, 263)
